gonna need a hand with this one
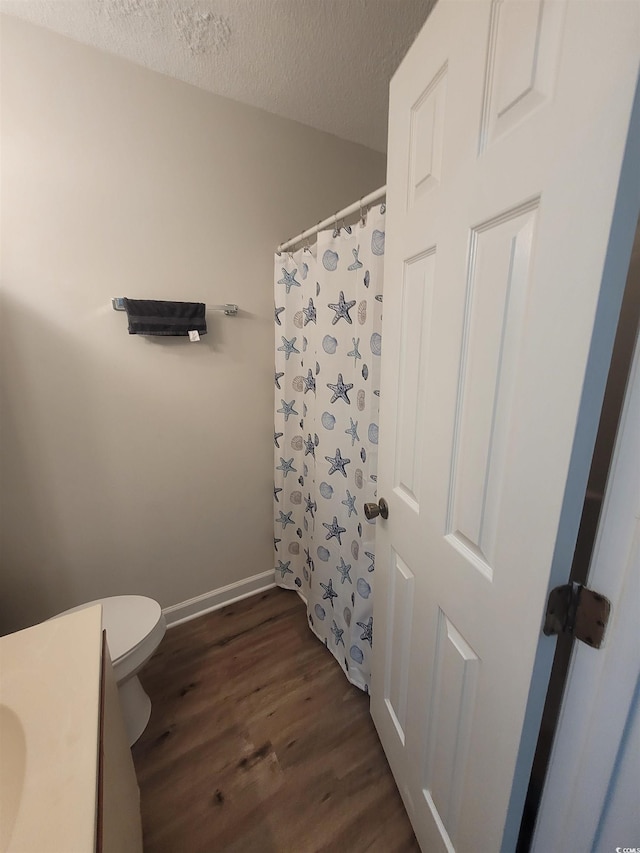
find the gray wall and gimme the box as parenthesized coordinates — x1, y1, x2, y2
(0, 15, 386, 634)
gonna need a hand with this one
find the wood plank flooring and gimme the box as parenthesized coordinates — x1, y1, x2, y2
(132, 587, 419, 852)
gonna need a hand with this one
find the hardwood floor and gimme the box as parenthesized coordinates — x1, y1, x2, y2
(132, 587, 419, 852)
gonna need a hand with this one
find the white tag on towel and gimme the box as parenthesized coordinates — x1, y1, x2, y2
(188, 330, 200, 342)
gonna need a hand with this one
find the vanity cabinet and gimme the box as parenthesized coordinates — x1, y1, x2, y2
(0, 605, 143, 852)
(98, 631, 143, 853)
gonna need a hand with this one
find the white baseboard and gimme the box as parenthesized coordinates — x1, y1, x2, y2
(163, 570, 276, 629)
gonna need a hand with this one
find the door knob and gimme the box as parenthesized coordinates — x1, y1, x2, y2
(364, 497, 389, 520)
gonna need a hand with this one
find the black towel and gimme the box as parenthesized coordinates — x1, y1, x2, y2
(123, 298, 207, 336)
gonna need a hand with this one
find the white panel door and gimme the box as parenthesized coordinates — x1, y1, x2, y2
(370, 2, 640, 851)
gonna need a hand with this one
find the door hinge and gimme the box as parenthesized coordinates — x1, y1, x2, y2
(543, 582, 611, 649)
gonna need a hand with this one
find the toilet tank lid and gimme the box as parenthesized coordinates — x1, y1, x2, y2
(59, 596, 163, 663)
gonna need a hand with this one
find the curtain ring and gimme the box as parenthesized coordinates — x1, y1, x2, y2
(360, 198, 367, 226)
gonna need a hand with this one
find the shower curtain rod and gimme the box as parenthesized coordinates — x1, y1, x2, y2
(277, 184, 386, 253)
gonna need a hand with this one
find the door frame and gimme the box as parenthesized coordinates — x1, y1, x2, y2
(518, 212, 640, 848)
(501, 75, 640, 852)
(532, 283, 640, 850)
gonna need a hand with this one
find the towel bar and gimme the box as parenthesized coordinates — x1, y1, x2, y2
(112, 298, 238, 315)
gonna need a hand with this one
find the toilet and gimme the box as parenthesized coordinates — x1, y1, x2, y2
(57, 596, 166, 746)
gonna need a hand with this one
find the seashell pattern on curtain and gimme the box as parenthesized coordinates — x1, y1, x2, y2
(273, 204, 385, 691)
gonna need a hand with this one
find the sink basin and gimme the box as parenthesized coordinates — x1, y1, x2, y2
(0, 705, 26, 853)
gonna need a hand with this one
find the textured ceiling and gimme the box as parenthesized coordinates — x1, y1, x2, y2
(0, 0, 436, 152)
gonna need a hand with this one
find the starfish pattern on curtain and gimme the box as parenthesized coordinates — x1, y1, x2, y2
(273, 204, 385, 691)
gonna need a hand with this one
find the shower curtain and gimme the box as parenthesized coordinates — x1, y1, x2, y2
(273, 203, 385, 691)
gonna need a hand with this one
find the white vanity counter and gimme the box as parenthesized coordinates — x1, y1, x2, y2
(0, 605, 143, 853)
